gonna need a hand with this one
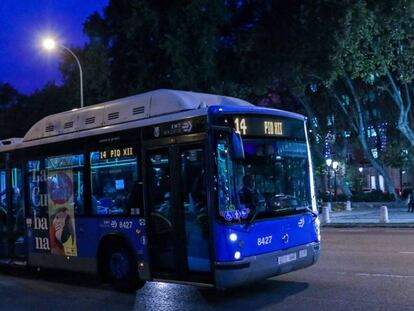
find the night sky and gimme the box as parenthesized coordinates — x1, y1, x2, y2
(0, 0, 108, 94)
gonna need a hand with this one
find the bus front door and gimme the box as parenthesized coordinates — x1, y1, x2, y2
(145, 144, 212, 284)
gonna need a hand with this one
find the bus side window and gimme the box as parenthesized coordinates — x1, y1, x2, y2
(89, 148, 138, 216)
(0, 170, 7, 239)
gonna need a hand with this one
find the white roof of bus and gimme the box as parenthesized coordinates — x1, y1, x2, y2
(0, 89, 305, 152)
(21, 89, 253, 142)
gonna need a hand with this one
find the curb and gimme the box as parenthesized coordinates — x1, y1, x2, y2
(322, 223, 414, 228)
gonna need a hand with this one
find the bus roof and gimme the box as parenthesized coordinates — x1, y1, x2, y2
(0, 89, 305, 152)
(208, 105, 305, 121)
(22, 89, 252, 143)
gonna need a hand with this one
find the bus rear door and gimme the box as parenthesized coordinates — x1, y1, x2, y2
(145, 142, 212, 284)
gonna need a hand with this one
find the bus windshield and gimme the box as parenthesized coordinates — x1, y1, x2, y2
(217, 138, 311, 223)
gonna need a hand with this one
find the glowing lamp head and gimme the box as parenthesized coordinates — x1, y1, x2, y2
(42, 38, 57, 51)
(325, 158, 332, 167)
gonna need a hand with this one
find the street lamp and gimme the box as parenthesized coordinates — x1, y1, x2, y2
(358, 166, 364, 192)
(332, 161, 339, 201)
(326, 158, 332, 167)
(326, 158, 332, 203)
(42, 37, 84, 108)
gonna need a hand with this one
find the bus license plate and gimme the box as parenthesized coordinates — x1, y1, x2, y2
(299, 249, 307, 258)
(278, 252, 297, 265)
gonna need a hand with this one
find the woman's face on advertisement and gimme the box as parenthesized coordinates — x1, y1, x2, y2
(53, 210, 67, 241)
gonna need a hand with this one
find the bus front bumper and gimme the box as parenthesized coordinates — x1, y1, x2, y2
(214, 241, 320, 289)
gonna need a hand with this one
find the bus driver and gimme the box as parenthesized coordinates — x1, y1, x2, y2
(238, 175, 264, 214)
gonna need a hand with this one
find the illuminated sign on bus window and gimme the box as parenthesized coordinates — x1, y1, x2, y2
(263, 121, 283, 136)
(99, 147, 134, 160)
(222, 115, 304, 139)
(235, 118, 283, 136)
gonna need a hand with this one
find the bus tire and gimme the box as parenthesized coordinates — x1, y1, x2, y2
(103, 244, 145, 292)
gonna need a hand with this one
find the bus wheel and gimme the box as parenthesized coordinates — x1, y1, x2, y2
(104, 245, 145, 292)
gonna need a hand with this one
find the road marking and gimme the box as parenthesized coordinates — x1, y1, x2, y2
(400, 251, 414, 254)
(387, 230, 414, 234)
(337, 271, 414, 279)
(336, 229, 367, 233)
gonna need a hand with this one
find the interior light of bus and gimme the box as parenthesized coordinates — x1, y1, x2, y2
(91, 161, 136, 169)
(150, 158, 169, 164)
(229, 233, 238, 242)
(234, 251, 241, 260)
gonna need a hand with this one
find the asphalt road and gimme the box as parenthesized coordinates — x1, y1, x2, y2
(1, 228, 414, 311)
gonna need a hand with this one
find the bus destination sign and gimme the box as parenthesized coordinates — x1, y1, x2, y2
(222, 115, 305, 139)
(264, 120, 283, 136)
(99, 146, 134, 160)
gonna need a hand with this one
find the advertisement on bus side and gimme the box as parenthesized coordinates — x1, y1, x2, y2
(27, 157, 78, 257)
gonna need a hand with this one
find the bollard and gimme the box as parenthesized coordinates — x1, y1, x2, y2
(326, 201, 332, 212)
(379, 205, 389, 223)
(346, 200, 352, 211)
(322, 206, 331, 224)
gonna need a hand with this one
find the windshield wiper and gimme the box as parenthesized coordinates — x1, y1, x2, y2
(272, 195, 318, 218)
(295, 206, 318, 218)
(247, 207, 295, 225)
(245, 205, 318, 228)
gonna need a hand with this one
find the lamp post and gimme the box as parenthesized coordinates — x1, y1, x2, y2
(326, 158, 332, 204)
(332, 161, 339, 201)
(358, 166, 364, 192)
(42, 37, 84, 108)
(401, 169, 407, 197)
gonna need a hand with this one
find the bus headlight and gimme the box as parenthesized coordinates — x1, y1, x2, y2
(234, 251, 241, 260)
(229, 233, 238, 242)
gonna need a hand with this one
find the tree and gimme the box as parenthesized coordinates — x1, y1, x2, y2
(81, 0, 229, 97)
(331, 77, 398, 198)
(0, 83, 21, 109)
(327, 0, 414, 148)
(0, 83, 27, 138)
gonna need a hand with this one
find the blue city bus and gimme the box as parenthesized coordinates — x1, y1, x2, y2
(0, 89, 320, 291)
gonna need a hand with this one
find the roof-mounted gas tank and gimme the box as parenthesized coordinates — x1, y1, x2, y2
(23, 89, 252, 142)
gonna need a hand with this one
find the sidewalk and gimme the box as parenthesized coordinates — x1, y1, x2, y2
(321, 202, 414, 227)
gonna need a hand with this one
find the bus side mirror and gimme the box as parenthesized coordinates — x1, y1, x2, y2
(231, 132, 245, 160)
